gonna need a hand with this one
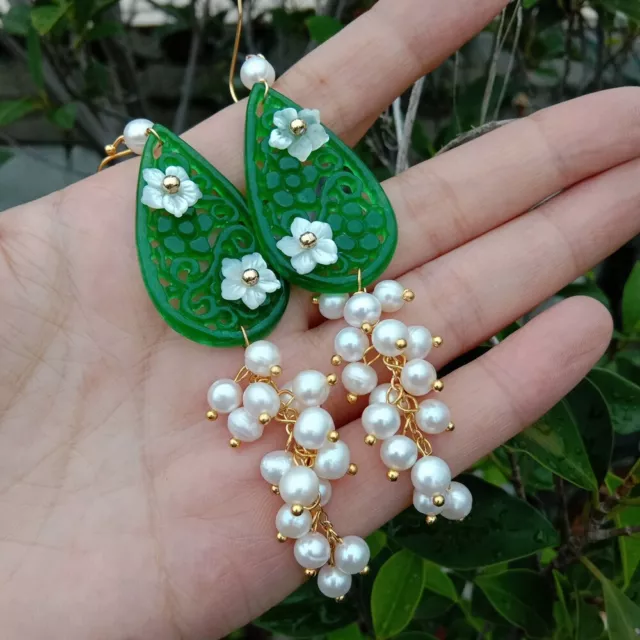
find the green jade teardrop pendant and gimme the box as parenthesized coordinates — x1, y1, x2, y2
(136, 124, 289, 348)
(245, 85, 398, 294)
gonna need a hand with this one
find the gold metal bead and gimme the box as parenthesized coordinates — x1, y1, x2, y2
(425, 515, 437, 525)
(331, 354, 343, 366)
(299, 231, 317, 248)
(432, 335, 443, 348)
(395, 338, 407, 350)
(347, 463, 358, 476)
(241, 268, 260, 287)
(402, 288, 415, 302)
(259, 412, 271, 425)
(361, 322, 373, 334)
(326, 373, 338, 386)
(206, 409, 218, 421)
(270, 364, 282, 377)
(291, 504, 305, 516)
(104, 143, 117, 156)
(387, 470, 400, 482)
(335, 595, 345, 603)
(346, 393, 358, 404)
(229, 438, 240, 448)
(328, 430, 340, 443)
(312, 295, 320, 305)
(276, 533, 288, 543)
(304, 568, 317, 578)
(290, 118, 308, 136)
(271, 485, 280, 495)
(360, 565, 370, 576)
(432, 494, 445, 507)
(364, 434, 377, 446)
(162, 174, 181, 194)
(433, 380, 444, 392)
(446, 422, 455, 432)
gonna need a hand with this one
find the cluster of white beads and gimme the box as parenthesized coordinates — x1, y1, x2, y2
(320, 280, 473, 525)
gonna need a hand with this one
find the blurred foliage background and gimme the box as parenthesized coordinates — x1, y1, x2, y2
(1, 0, 640, 638)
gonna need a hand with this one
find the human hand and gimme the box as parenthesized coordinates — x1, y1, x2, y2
(1, 0, 639, 638)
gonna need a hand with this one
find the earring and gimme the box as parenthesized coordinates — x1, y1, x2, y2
(98, 121, 289, 347)
(321, 275, 473, 525)
(206, 333, 370, 601)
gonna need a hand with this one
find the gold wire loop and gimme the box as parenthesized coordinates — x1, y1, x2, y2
(229, 0, 244, 103)
(97, 128, 163, 172)
(240, 325, 250, 347)
(146, 127, 163, 145)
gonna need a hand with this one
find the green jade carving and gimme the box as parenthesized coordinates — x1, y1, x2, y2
(136, 124, 289, 348)
(245, 86, 398, 294)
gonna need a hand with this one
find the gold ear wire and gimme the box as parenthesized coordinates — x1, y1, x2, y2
(98, 135, 134, 171)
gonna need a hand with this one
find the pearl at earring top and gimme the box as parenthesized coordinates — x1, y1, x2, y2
(240, 55, 276, 90)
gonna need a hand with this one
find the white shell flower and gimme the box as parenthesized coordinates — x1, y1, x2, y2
(276, 218, 338, 275)
(221, 253, 281, 310)
(141, 166, 203, 218)
(268, 108, 329, 162)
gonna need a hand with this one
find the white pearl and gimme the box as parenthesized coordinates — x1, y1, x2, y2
(380, 435, 418, 470)
(260, 450, 294, 484)
(343, 292, 381, 328)
(243, 382, 280, 419)
(123, 118, 153, 155)
(318, 479, 332, 506)
(334, 327, 369, 363)
(442, 481, 473, 520)
(294, 532, 331, 569)
(227, 407, 263, 442)
(411, 456, 452, 495)
(279, 466, 320, 507)
(361, 403, 401, 439)
(240, 55, 276, 90)
(372, 319, 409, 357)
(342, 362, 378, 396)
(413, 490, 444, 516)
(416, 399, 451, 434)
(292, 370, 330, 407)
(207, 379, 242, 414)
(317, 565, 352, 598)
(369, 383, 400, 405)
(400, 359, 437, 396)
(275, 503, 312, 539)
(280, 380, 302, 412)
(244, 340, 281, 376)
(294, 407, 334, 449)
(334, 535, 370, 574)
(406, 325, 432, 360)
(314, 441, 351, 480)
(318, 293, 350, 320)
(373, 280, 405, 312)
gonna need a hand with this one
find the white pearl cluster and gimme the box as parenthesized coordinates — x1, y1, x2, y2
(206, 338, 368, 600)
(321, 280, 473, 525)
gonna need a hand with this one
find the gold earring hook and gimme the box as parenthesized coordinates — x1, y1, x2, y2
(97, 127, 163, 172)
(229, 0, 244, 103)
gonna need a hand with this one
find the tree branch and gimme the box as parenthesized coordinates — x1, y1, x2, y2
(508, 450, 526, 501)
(395, 76, 425, 174)
(587, 525, 640, 543)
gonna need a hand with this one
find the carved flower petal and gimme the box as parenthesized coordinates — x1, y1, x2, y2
(277, 236, 303, 258)
(163, 193, 188, 217)
(258, 270, 282, 293)
(273, 108, 299, 129)
(312, 239, 339, 265)
(306, 123, 329, 151)
(221, 257, 243, 280)
(298, 108, 320, 125)
(141, 184, 164, 209)
(291, 217, 311, 239)
(288, 136, 313, 162)
(269, 128, 295, 150)
(309, 220, 333, 240)
(291, 251, 317, 275)
(142, 168, 165, 188)
(221, 279, 246, 301)
(165, 166, 190, 181)
(242, 252, 268, 271)
(242, 288, 267, 310)
(179, 179, 202, 205)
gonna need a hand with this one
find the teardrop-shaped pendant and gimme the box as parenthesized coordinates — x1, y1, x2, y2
(136, 124, 289, 347)
(245, 86, 398, 293)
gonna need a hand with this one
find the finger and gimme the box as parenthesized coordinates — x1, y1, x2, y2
(378, 87, 640, 280)
(306, 153, 640, 398)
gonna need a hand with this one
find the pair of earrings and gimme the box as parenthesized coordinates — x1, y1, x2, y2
(99, 17, 472, 601)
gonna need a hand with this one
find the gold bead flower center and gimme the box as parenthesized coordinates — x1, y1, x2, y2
(299, 231, 317, 248)
(162, 175, 181, 194)
(242, 268, 260, 286)
(289, 118, 307, 137)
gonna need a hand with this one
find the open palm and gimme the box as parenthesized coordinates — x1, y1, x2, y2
(2, 0, 639, 638)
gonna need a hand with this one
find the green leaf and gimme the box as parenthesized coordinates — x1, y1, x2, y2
(622, 262, 640, 335)
(0, 98, 42, 126)
(509, 396, 598, 490)
(413, 591, 455, 621)
(2, 5, 31, 35)
(389, 475, 558, 569)
(589, 367, 640, 435)
(567, 377, 613, 487)
(0, 148, 13, 166)
(366, 530, 387, 560)
(582, 557, 640, 640)
(49, 103, 77, 129)
(305, 15, 343, 43)
(422, 560, 458, 601)
(371, 550, 425, 639)
(26, 25, 44, 91)
(85, 20, 123, 41)
(327, 623, 363, 640)
(475, 570, 553, 637)
(255, 580, 358, 637)
(574, 591, 605, 640)
(560, 280, 610, 308)
(523, 0, 539, 7)
(553, 570, 574, 638)
(31, 4, 67, 35)
(600, 0, 640, 23)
